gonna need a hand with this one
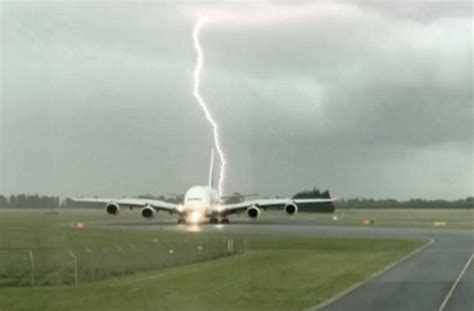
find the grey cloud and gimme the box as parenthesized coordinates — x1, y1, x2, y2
(1, 1, 472, 199)
(202, 10, 472, 148)
(353, 0, 473, 21)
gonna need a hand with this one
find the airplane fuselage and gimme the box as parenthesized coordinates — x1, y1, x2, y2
(180, 186, 222, 223)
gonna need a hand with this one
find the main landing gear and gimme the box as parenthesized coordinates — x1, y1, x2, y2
(209, 217, 230, 224)
(177, 218, 187, 224)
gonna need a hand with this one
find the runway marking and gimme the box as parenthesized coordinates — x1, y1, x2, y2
(305, 237, 435, 311)
(438, 253, 473, 311)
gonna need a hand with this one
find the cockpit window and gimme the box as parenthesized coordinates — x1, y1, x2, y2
(187, 197, 201, 201)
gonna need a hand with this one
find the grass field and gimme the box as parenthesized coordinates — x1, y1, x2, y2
(0, 209, 423, 310)
(260, 208, 474, 229)
(0, 210, 243, 287)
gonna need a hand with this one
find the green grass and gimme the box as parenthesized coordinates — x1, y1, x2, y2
(0, 209, 422, 311)
(0, 236, 420, 311)
(0, 210, 243, 287)
(259, 208, 474, 229)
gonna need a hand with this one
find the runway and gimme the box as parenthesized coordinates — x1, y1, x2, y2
(104, 219, 473, 311)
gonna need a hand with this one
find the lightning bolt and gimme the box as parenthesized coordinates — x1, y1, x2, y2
(192, 18, 227, 196)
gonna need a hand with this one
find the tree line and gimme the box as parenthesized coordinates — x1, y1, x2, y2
(0, 190, 472, 209)
(336, 197, 474, 209)
(0, 194, 60, 209)
(293, 188, 474, 209)
(292, 187, 473, 209)
(293, 187, 332, 199)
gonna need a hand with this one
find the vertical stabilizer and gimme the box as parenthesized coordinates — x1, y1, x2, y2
(208, 149, 215, 188)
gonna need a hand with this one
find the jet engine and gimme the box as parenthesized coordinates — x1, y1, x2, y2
(105, 202, 120, 215)
(284, 202, 298, 215)
(141, 205, 155, 219)
(247, 206, 261, 219)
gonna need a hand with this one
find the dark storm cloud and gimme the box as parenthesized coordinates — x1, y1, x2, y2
(1, 1, 472, 199)
(203, 5, 472, 147)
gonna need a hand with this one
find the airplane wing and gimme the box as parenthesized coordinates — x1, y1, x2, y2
(221, 198, 336, 215)
(70, 197, 179, 213)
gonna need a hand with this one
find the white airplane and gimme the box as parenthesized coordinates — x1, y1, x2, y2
(72, 151, 336, 224)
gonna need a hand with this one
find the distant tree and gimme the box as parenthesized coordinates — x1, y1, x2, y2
(1, 194, 60, 209)
(9, 195, 17, 208)
(136, 194, 162, 200)
(3, 192, 472, 209)
(221, 192, 243, 204)
(293, 187, 331, 199)
(0, 195, 8, 208)
(336, 197, 473, 209)
(291, 187, 334, 213)
(135, 194, 183, 204)
(163, 194, 184, 204)
(321, 190, 331, 199)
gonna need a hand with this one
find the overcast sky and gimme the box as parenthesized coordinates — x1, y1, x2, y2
(1, 1, 472, 200)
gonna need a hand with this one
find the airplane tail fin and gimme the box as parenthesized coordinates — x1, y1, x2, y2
(208, 149, 215, 188)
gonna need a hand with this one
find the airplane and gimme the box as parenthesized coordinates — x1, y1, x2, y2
(71, 150, 336, 224)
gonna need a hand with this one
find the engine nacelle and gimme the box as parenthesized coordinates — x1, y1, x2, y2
(284, 203, 298, 215)
(247, 206, 261, 219)
(105, 202, 120, 216)
(141, 205, 155, 219)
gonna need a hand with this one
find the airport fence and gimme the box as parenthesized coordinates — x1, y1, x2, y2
(0, 238, 246, 287)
